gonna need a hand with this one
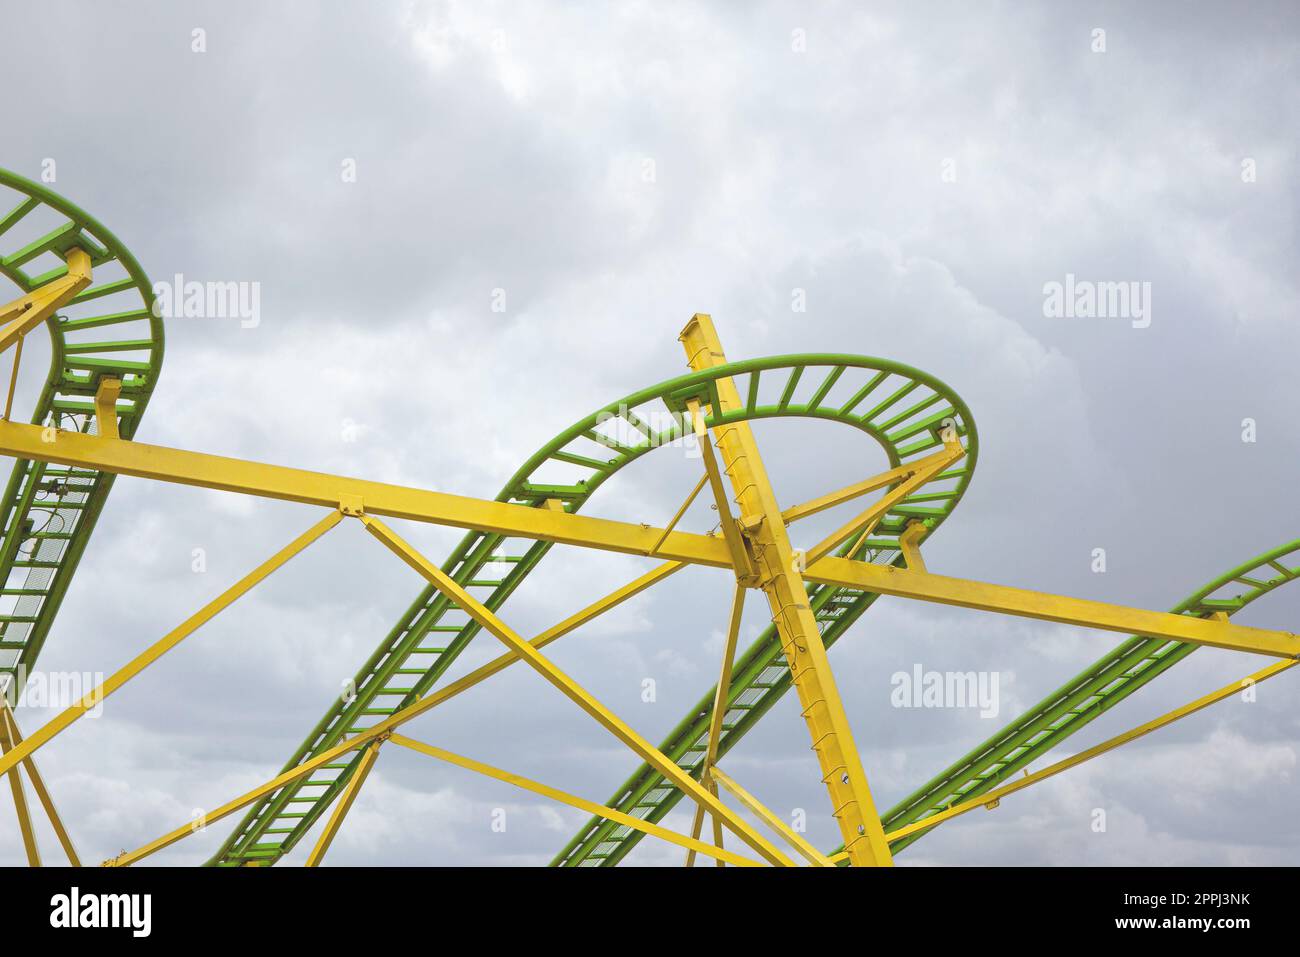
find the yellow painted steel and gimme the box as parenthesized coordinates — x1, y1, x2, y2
(93, 376, 121, 440)
(0, 510, 342, 779)
(804, 438, 962, 567)
(650, 473, 708, 555)
(709, 766, 833, 866)
(0, 700, 40, 865)
(805, 557, 1300, 658)
(780, 445, 964, 525)
(687, 399, 755, 583)
(2, 337, 22, 421)
(863, 657, 1300, 851)
(389, 734, 761, 867)
(685, 583, 746, 868)
(897, 521, 927, 573)
(680, 312, 893, 867)
(0, 697, 79, 865)
(0, 419, 735, 570)
(104, 560, 688, 865)
(0, 248, 92, 355)
(360, 513, 796, 867)
(305, 738, 382, 867)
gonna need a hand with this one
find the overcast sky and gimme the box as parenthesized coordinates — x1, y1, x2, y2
(0, 0, 1297, 867)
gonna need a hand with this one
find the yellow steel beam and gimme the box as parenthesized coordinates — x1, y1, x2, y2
(105, 560, 688, 866)
(650, 473, 708, 556)
(877, 657, 1299, 849)
(687, 398, 755, 583)
(805, 557, 1300, 658)
(780, 442, 964, 526)
(360, 514, 795, 866)
(93, 377, 121, 440)
(680, 312, 892, 867)
(0, 696, 79, 865)
(389, 734, 761, 867)
(0, 701, 40, 865)
(686, 582, 746, 868)
(0, 248, 92, 354)
(897, 520, 927, 572)
(2, 337, 22, 421)
(710, 765, 833, 866)
(0, 419, 734, 569)
(305, 738, 382, 867)
(0, 510, 342, 779)
(804, 438, 963, 567)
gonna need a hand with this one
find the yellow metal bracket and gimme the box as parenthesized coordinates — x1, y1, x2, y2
(0, 247, 92, 355)
(93, 377, 122, 440)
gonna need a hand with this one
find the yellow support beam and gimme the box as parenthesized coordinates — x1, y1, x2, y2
(104, 560, 688, 866)
(389, 734, 761, 867)
(0, 419, 734, 570)
(0, 696, 78, 865)
(680, 312, 893, 867)
(687, 399, 755, 583)
(710, 766, 833, 866)
(0, 699, 40, 865)
(878, 657, 1299, 849)
(360, 513, 795, 866)
(0, 247, 92, 355)
(805, 557, 1300, 658)
(305, 738, 382, 867)
(93, 376, 121, 440)
(779, 444, 966, 525)
(0, 510, 342, 779)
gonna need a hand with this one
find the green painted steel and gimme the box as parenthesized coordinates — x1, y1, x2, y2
(0, 170, 163, 688)
(210, 354, 978, 865)
(857, 538, 1300, 858)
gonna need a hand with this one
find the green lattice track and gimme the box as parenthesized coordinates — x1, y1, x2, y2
(0, 170, 163, 689)
(2, 169, 1292, 868)
(209, 354, 979, 865)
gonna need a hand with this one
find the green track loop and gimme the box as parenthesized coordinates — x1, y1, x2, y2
(210, 354, 978, 865)
(0, 170, 163, 688)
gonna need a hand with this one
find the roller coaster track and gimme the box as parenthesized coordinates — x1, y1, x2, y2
(0, 171, 163, 691)
(209, 354, 978, 865)
(1, 169, 1293, 869)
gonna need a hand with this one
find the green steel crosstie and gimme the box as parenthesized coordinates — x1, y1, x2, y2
(0, 168, 1296, 869)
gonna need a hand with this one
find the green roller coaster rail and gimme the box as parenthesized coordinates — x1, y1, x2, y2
(210, 354, 978, 865)
(860, 536, 1300, 858)
(0, 170, 163, 689)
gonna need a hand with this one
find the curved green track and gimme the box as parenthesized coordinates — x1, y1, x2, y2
(0, 171, 163, 690)
(210, 354, 978, 865)
(3, 170, 1291, 868)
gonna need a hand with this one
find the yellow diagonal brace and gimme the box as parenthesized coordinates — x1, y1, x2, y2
(0, 696, 78, 865)
(805, 557, 1300, 658)
(361, 514, 795, 867)
(0, 510, 342, 779)
(687, 398, 755, 582)
(305, 738, 382, 867)
(389, 734, 760, 867)
(650, 474, 707, 556)
(0, 248, 92, 354)
(686, 583, 745, 868)
(0, 419, 733, 570)
(804, 438, 963, 567)
(710, 766, 833, 866)
(0, 701, 40, 865)
(780, 443, 965, 526)
(879, 657, 1299, 848)
(681, 312, 892, 867)
(105, 561, 688, 866)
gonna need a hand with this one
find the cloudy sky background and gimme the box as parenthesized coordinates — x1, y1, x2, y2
(0, 0, 1297, 866)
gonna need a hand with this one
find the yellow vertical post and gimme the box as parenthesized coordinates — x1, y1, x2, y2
(306, 738, 383, 867)
(0, 695, 78, 865)
(0, 696, 40, 865)
(679, 313, 892, 866)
